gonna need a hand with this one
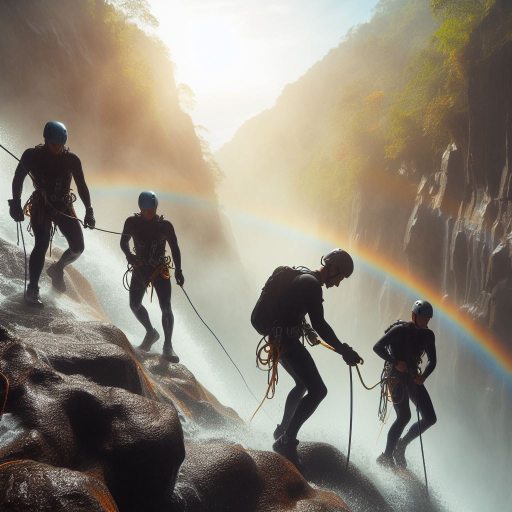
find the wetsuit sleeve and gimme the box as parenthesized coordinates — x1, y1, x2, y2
(373, 327, 400, 364)
(11, 149, 32, 199)
(165, 222, 182, 270)
(70, 155, 92, 208)
(421, 331, 437, 380)
(305, 278, 346, 353)
(120, 218, 133, 258)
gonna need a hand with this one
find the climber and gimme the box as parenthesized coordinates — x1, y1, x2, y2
(252, 249, 362, 466)
(374, 299, 437, 468)
(120, 191, 184, 363)
(8, 121, 95, 306)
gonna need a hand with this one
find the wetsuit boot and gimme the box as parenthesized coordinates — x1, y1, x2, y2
(47, 263, 66, 292)
(139, 328, 159, 351)
(393, 438, 407, 468)
(272, 433, 301, 468)
(162, 339, 180, 363)
(25, 284, 43, 307)
(376, 452, 395, 468)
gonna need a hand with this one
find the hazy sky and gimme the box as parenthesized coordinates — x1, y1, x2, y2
(149, 0, 379, 149)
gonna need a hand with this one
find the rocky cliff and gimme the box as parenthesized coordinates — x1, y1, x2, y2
(366, 0, 512, 340)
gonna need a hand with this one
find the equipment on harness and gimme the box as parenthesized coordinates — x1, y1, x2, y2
(377, 320, 424, 421)
(43, 121, 68, 145)
(412, 299, 433, 318)
(321, 248, 354, 277)
(251, 266, 310, 336)
(138, 190, 158, 210)
(8, 198, 24, 222)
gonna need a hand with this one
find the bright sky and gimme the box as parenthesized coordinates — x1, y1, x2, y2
(149, 0, 379, 150)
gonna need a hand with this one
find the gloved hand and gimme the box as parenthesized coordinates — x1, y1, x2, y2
(126, 253, 139, 266)
(8, 198, 24, 222)
(340, 343, 362, 366)
(175, 269, 185, 286)
(84, 206, 95, 229)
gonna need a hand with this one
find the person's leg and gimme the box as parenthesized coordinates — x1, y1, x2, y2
(280, 340, 327, 441)
(393, 382, 436, 467)
(383, 383, 411, 457)
(401, 383, 437, 446)
(29, 218, 52, 288)
(52, 212, 84, 269)
(277, 342, 307, 438)
(154, 276, 178, 362)
(129, 271, 158, 349)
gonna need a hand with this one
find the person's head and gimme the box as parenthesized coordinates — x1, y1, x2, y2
(43, 121, 67, 154)
(138, 190, 158, 220)
(411, 299, 433, 328)
(319, 248, 354, 288)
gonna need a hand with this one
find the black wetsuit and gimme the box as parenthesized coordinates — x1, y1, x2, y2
(120, 215, 182, 346)
(373, 322, 437, 455)
(276, 272, 348, 440)
(12, 145, 91, 287)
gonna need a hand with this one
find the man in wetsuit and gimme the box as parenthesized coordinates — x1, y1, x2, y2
(374, 300, 437, 468)
(8, 121, 95, 306)
(271, 249, 362, 464)
(120, 191, 184, 363)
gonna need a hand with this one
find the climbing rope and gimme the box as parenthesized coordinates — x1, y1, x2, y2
(346, 365, 353, 470)
(179, 285, 266, 417)
(250, 336, 282, 422)
(417, 401, 429, 497)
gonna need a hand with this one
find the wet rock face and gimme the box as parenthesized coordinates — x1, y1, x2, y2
(379, 1, 512, 341)
(0, 460, 119, 512)
(0, 334, 184, 512)
(173, 440, 351, 512)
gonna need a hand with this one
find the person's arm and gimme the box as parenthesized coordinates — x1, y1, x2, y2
(417, 331, 436, 383)
(305, 278, 360, 362)
(165, 222, 182, 270)
(70, 156, 91, 208)
(373, 331, 396, 364)
(12, 149, 32, 200)
(120, 218, 135, 262)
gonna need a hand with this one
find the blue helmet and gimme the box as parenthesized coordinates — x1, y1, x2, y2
(138, 191, 158, 210)
(412, 299, 433, 318)
(43, 121, 68, 145)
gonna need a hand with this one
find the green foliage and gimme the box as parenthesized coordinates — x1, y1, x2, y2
(385, 0, 495, 163)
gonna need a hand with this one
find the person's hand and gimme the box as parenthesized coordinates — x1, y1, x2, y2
(340, 344, 363, 366)
(395, 360, 408, 373)
(175, 269, 184, 286)
(8, 198, 24, 222)
(126, 253, 139, 266)
(414, 375, 425, 385)
(84, 206, 95, 229)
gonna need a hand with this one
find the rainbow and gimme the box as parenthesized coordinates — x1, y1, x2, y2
(90, 182, 512, 379)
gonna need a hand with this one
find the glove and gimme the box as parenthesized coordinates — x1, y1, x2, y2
(126, 253, 139, 266)
(84, 206, 95, 229)
(8, 198, 24, 222)
(175, 269, 184, 286)
(340, 343, 362, 366)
